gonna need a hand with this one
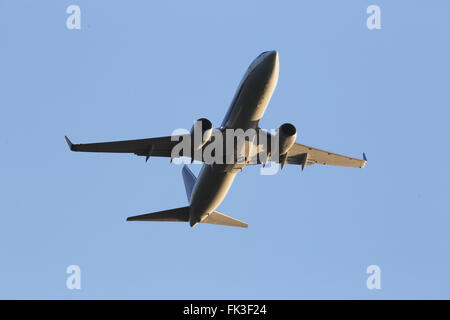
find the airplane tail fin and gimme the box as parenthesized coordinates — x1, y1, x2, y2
(182, 165, 197, 202)
(201, 211, 248, 228)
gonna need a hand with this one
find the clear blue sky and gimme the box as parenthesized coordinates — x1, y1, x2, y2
(1, 0, 449, 299)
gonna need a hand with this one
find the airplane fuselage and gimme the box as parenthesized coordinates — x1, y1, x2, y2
(188, 51, 279, 226)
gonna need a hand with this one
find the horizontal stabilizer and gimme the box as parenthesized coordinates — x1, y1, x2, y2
(201, 211, 248, 228)
(126, 207, 248, 228)
(126, 206, 189, 222)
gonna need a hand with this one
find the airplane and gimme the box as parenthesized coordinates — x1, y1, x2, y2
(65, 50, 366, 228)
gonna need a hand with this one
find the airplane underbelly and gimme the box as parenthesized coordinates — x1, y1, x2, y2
(221, 52, 279, 130)
(189, 165, 238, 220)
(224, 69, 278, 130)
(225, 88, 270, 129)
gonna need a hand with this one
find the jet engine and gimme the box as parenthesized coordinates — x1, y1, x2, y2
(190, 118, 213, 150)
(276, 123, 297, 155)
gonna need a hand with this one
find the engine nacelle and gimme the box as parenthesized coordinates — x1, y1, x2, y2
(276, 123, 297, 155)
(190, 118, 213, 150)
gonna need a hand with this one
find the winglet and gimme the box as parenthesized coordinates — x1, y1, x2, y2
(65, 136, 74, 151)
(361, 152, 367, 168)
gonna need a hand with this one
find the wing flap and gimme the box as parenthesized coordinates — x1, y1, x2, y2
(287, 143, 366, 168)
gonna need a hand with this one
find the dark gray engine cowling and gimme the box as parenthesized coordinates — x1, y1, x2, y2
(190, 118, 213, 150)
(276, 123, 297, 155)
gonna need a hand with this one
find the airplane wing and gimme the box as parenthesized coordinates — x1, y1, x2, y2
(64, 135, 195, 160)
(286, 143, 367, 169)
(65, 134, 366, 168)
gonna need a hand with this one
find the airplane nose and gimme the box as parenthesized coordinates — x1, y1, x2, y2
(266, 50, 278, 59)
(255, 50, 279, 81)
(264, 50, 278, 63)
(260, 50, 279, 72)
